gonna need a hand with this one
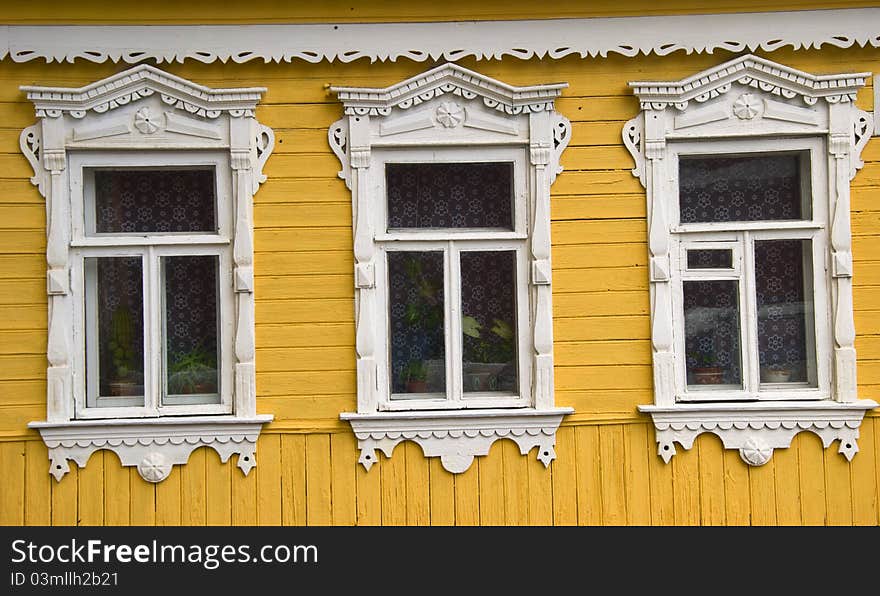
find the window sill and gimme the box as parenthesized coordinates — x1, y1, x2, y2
(638, 400, 878, 466)
(340, 407, 573, 473)
(29, 414, 273, 483)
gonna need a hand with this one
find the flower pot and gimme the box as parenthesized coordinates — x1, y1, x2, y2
(692, 366, 724, 384)
(762, 368, 792, 383)
(406, 380, 428, 393)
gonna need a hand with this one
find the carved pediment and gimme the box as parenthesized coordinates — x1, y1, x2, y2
(20, 63, 266, 119)
(630, 53, 869, 112)
(330, 62, 567, 116)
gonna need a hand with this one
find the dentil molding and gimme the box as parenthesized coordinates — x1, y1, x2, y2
(0, 9, 877, 64)
(341, 409, 573, 474)
(29, 416, 273, 482)
(638, 402, 877, 466)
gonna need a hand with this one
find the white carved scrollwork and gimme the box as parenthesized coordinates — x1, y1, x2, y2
(852, 109, 874, 179)
(732, 93, 761, 120)
(435, 101, 464, 128)
(328, 118, 350, 189)
(253, 123, 275, 192)
(550, 114, 571, 184)
(622, 115, 644, 188)
(133, 106, 160, 134)
(19, 124, 47, 197)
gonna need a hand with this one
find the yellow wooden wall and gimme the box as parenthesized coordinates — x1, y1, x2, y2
(1, 3, 880, 525)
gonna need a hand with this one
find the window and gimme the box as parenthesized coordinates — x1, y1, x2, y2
(71, 156, 234, 418)
(671, 141, 829, 401)
(376, 151, 530, 410)
(20, 65, 274, 483)
(330, 63, 573, 474)
(623, 54, 877, 466)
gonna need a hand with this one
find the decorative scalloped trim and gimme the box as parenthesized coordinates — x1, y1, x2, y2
(30, 417, 272, 483)
(20, 64, 265, 119)
(341, 409, 571, 473)
(639, 401, 877, 466)
(630, 54, 868, 110)
(331, 63, 566, 116)
(0, 10, 878, 65)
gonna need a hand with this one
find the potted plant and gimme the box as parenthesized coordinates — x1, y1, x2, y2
(399, 359, 428, 393)
(107, 304, 140, 396)
(168, 344, 217, 394)
(689, 348, 724, 384)
(462, 315, 515, 391)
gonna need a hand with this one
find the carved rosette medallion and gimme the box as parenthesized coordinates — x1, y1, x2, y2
(739, 436, 773, 466)
(435, 101, 464, 128)
(137, 452, 172, 483)
(732, 93, 761, 120)
(133, 107, 160, 134)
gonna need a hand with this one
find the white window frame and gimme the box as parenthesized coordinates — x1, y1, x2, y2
(330, 63, 573, 474)
(669, 137, 831, 403)
(623, 53, 877, 467)
(19, 65, 275, 483)
(70, 151, 236, 419)
(373, 147, 531, 411)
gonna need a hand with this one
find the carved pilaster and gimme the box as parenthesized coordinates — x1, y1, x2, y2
(231, 147, 256, 417)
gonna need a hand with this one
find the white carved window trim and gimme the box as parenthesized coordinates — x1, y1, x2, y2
(623, 53, 878, 467)
(329, 63, 573, 474)
(18, 65, 276, 483)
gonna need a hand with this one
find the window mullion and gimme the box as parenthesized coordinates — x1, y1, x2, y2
(741, 231, 759, 394)
(448, 241, 462, 404)
(146, 245, 161, 413)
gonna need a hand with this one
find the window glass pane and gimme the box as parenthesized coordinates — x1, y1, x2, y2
(94, 169, 216, 233)
(679, 153, 807, 223)
(461, 251, 517, 393)
(684, 280, 742, 388)
(755, 240, 816, 385)
(389, 252, 446, 397)
(91, 256, 145, 405)
(687, 249, 733, 269)
(386, 163, 513, 229)
(164, 256, 220, 404)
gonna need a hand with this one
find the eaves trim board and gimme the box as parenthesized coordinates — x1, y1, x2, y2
(0, 8, 878, 65)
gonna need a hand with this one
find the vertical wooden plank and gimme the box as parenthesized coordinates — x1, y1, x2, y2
(25, 440, 51, 525)
(454, 459, 480, 526)
(624, 423, 651, 526)
(527, 449, 552, 525)
(232, 458, 258, 526)
(257, 435, 282, 526)
(501, 440, 528, 526)
(748, 458, 777, 526)
(180, 448, 207, 526)
(552, 427, 577, 526)
(773, 440, 802, 526)
(205, 448, 231, 526)
(331, 432, 357, 526)
(647, 436, 674, 526)
(78, 452, 104, 526)
(875, 418, 880, 527)
(695, 435, 725, 526)
(576, 426, 602, 525)
(599, 425, 626, 525)
(798, 432, 826, 526)
(103, 452, 130, 526)
(428, 458, 454, 526)
(379, 444, 407, 526)
(356, 454, 382, 526)
(824, 445, 853, 526)
(281, 434, 306, 526)
(306, 434, 331, 526)
(478, 443, 505, 526)
(52, 467, 79, 526)
(851, 418, 877, 526)
(155, 465, 181, 526)
(723, 449, 751, 526)
(672, 442, 700, 526)
(129, 468, 156, 526)
(0, 441, 25, 525)
(404, 442, 429, 526)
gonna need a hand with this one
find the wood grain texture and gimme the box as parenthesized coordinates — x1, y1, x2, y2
(24, 440, 50, 525)
(404, 442, 430, 526)
(723, 448, 751, 526)
(697, 434, 726, 526)
(257, 435, 282, 525)
(576, 425, 603, 525)
(479, 443, 505, 526)
(552, 427, 578, 526)
(330, 432, 357, 526)
(281, 434, 307, 526)
(429, 458, 455, 526)
(305, 434, 331, 526)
